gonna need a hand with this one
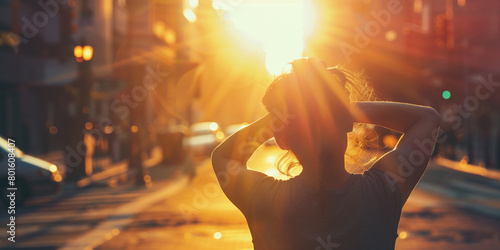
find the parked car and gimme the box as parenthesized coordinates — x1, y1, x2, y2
(187, 122, 225, 157)
(0, 137, 62, 206)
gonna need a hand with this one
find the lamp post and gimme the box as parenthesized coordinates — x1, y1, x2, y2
(66, 43, 93, 182)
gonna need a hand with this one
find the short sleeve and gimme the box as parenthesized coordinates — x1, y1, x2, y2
(245, 176, 281, 219)
(364, 168, 403, 230)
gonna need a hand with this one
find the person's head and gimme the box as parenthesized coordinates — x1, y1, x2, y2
(262, 58, 377, 176)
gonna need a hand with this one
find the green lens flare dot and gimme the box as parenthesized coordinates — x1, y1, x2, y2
(442, 90, 451, 100)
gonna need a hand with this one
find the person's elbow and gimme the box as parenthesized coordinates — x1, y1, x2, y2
(211, 144, 229, 168)
(211, 145, 222, 164)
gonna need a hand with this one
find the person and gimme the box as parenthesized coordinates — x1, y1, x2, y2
(211, 58, 441, 250)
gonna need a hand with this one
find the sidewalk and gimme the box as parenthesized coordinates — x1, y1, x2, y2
(419, 158, 500, 218)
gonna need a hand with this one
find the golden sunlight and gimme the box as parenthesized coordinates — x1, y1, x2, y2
(224, 0, 314, 75)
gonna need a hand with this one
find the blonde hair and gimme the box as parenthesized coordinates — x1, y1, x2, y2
(263, 66, 379, 177)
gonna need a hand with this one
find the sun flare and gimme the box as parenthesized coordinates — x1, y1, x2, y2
(222, 0, 315, 75)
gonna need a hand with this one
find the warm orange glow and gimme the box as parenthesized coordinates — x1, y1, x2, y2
(82, 45, 93, 61)
(385, 30, 397, 41)
(214, 232, 222, 240)
(183, 8, 197, 23)
(164, 28, 176, 44)
(383, 134, 398, 149)
(458, 0, 466, 7)
(264, 168, 280, 178)
(53, 174, 62, 182)
(131, 125, 139, 133)
(266, 156, 276, 164)
(74, 45, 83, 58)
(413, 0, 422, 13)
(459, 156, 468, 167)
(85, 122, 93, 130)
(216, 131, 224, 140)
(104, 126, 114, 134)
(223, 0, 315, 75)
(153, 21, 165, 37)
(399, 231, 408, 239)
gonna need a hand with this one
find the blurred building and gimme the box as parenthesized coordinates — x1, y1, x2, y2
(0, 0, 78, 153)
(0, 0, 131, 156)
(321, 0, 500, 168)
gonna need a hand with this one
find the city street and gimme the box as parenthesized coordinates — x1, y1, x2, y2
(97, 150, 500, 250)
(1, 0, 500, 249)
(2, 146, 498, 249)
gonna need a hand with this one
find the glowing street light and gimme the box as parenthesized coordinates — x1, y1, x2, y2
(74, 45, 93, 62)
(74, 45, 83, 58)
(82, 45, 93, 61)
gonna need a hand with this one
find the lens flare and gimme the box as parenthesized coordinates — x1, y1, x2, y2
(224, 0, 314, 75)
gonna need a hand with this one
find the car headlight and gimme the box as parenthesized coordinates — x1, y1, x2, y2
(49, 164, 58, 173)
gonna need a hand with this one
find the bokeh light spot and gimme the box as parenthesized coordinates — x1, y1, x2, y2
(131, 125, 139, 133)
(85, 122, 93, 130)
(442, 90, 451, 99)
(382, 134, 398, 149)
(385, 30, 397, 41)
(214, 232, 222, 240)
(399, 231, 408, 239)
(209, 122, 219, 131)
(49, 126, 58, 135)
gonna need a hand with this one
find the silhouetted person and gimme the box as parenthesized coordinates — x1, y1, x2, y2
(212, 58, 441, 250)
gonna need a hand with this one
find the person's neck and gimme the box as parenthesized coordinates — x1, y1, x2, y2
(296, 151, 351, 191)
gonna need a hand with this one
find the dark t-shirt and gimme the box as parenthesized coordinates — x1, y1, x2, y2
(244, 169, 403, 250)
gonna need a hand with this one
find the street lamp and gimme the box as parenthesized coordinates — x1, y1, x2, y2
(74, 45, 83, 59)
(66, 44, 94, 182)
(74, 45, 93, 62)
(82, 46, 93, 61)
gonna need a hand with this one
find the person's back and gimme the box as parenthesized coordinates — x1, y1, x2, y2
(246, 169, 402, 250)
(211, 58, 441, 250)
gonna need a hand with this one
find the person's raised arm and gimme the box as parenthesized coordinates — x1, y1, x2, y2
(211, 114, 273, 213)
(350, 101, 441, 205)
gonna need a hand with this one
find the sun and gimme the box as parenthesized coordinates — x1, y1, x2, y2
(221, 0, 315, 75)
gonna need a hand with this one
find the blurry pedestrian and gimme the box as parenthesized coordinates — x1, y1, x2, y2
(212, 58, 441, 249)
